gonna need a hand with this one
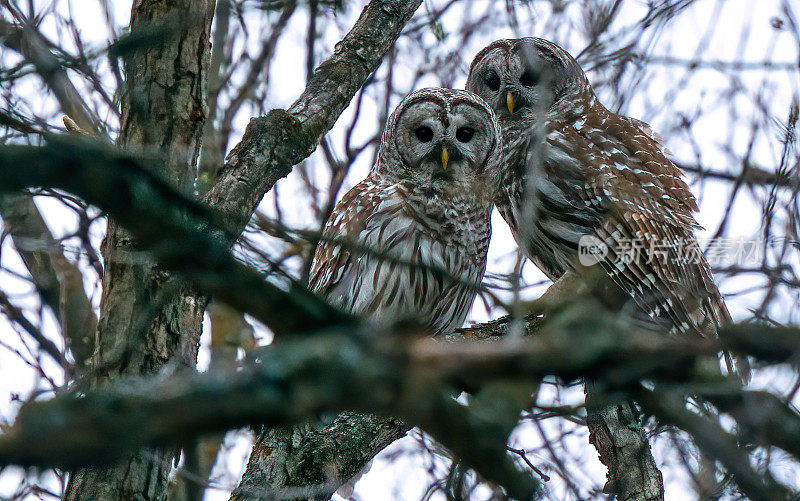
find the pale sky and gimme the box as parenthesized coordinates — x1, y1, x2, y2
(1, 0, 799, 499)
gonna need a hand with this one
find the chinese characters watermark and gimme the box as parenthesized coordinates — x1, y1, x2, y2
(578, 235, 765, 267)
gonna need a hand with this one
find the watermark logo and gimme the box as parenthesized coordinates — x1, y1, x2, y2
(575, 235, 768, 267)
(578, 235, 608, 266)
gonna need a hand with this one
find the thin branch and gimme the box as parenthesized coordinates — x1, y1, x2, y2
(0, 136, 349, 336)
(0, 19, 101, 133)
(637, 388, 796, 501)
(0, 193, 97, 366)
(1, 316, 795, 470)
(204, 0, 424, 241)
(0, 290, 68, 368)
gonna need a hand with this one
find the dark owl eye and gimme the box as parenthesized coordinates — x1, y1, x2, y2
(520, 70, 539, 87)
(456, 127, 474, 143)
(414, 126, 434, 143)
(484, 70, 501, 91)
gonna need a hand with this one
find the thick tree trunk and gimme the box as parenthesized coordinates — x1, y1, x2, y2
(232, 414, 408, 501)
(60, 0, 423, 497)
(586, 382, 664, 501)
(63, 1, 214, 499)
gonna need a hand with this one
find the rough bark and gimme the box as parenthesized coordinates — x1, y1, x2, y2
(7, 314, 791, 474)
(63, 1, 214, 499)
(0, 1, 427, 337)
(232, 414, 408, 501)
(461, 315, 664, 501)
(64, 0, 421, 497)
(585, 382, 664, 501)
(4, 0, 663, 497)
(4, 319, 797, 497)
(222, 1, 426, 495)
(546, 270, 664, 500)
(230, 318, 544, 500)
(168, 302, 255, 501)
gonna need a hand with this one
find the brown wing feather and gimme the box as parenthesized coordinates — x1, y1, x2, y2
(566, 103, 730, 338)
(309, 179, 377, 296)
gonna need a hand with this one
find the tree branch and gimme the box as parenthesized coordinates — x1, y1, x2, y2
(0, 193, 97, 366)
(204, 0, 423, 240)
(0, 0, 426, 338)
(0, 137, 348, 336)
(0, 324, 542, 497)
(0, 19, 101, 133)
(231, 414, 408, 500)
(0, 19, 101, 367)
(702, 389, 800, 461)
(61, 2, 216, 500)
(585, 383, 663, 501)
(636, 388, 795, 501)
(2, 315, 796, 497)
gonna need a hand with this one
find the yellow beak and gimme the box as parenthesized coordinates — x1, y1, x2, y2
(441, 147, 449, 170)
(506, 91, 515, 114)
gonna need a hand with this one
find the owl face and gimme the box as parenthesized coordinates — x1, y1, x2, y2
(466, 37, 587, 120)
(377, 88, 501, 203)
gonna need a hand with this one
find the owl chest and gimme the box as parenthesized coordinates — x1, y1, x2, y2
(341, 204, 488, 335)
(399, 192, 487, 253)
(499, 137, 602, 279)
(404, 202, 490, 282)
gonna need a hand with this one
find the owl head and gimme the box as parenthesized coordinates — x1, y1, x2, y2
(376, 88, 502, 205)
(466, 37, 591, 121)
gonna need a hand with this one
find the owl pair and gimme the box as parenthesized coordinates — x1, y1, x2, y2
(310, 37, 738, 367)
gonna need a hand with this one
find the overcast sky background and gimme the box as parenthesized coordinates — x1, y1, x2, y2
(1, 0, 799, 499)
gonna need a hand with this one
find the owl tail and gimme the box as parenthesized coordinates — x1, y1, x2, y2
(684, 285, 750, 384)
(710, 297, 751, 385)
(723, 350, 751, 385)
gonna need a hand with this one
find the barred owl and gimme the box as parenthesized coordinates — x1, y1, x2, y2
(467, 38, 746, 376)
(309, 88, 502, 334)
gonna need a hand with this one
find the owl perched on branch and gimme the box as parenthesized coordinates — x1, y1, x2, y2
(309, 88, 502, 334)
(467, 38, 747, 379)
